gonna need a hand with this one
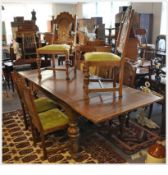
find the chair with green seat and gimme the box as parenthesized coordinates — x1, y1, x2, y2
(11, 71, 59, 129)
(21, 82, 69, 159)
(36, 44, 76, 80)
(83, 6, 134, 97)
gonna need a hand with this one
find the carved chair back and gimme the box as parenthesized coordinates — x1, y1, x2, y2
(52, 12, 77, 45)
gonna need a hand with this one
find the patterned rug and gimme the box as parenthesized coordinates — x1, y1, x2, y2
(2, 110, 126, 163)
(98, 118, 159, 154)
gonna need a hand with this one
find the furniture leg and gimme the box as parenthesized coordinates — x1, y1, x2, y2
(66, 108, 80, 159)
(51, 55, 56, 77)
(118, 115, 125, 138)
(148, 103, 153, 118)
(36, 56, 42, 79)
(160, 100, 165, 136)
(41, 133, 47, 160)
(65, 53, 70, 80)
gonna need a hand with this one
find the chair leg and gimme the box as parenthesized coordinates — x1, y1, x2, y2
(21, 104, 29, 130)
(148, 103, 153, 118)
(41, 133, 47, 160)
(30, 122, 37, 147)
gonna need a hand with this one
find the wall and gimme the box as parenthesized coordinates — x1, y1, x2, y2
(132, 2, 162, 43)
(52, 3, 76, 17)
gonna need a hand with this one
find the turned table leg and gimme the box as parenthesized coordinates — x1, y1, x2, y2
(67, 122, 80, 159)
(65, 107, 80, 159)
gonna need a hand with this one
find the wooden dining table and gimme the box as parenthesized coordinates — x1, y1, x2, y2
(18, 68, 163, 159)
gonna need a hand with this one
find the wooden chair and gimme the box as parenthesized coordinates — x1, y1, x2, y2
(36, 12, 77, 80)
(83, 6, 134, 97)
(52, 12, 77, 45)
(11, 71, 59, 130)
(135, 28, 155, 61)
(18, 79, 69, 159)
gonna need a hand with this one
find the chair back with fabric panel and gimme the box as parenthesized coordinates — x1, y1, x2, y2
(83, 6, 134, 97)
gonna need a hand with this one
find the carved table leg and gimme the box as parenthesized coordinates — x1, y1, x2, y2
(65, 107, 80, 159)
(67, 122, 80, 159)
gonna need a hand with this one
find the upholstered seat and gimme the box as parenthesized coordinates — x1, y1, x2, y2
(84, 52, 121, 62)
(39, 108, 69, 131)
(34, 97, 58, 113)
(36, 43, 75, 80)
(37, 44, 70, 52)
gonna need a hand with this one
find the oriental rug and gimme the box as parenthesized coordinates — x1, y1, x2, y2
(2, 110, 126, 163)
(97, 118, 159, 154)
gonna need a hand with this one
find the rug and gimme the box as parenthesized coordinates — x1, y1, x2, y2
(2, 110, 126, 163)
(97, 118, 159, 154)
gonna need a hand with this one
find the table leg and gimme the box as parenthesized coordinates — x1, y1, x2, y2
(118, 115, 125, 138)
(36, 56, 42, 79)
(160, 100, 165, 136)
(66, 108, 80, 159)
(65, 53, 70, 80)
(52, 55, 56, 77)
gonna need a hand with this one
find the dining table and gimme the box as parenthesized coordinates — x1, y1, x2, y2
(18, 68, 163, 159)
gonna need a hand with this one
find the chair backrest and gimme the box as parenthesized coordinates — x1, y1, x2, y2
(17, 78, 42, 131)
(52, 12, 77, 45)
(20, 31, 37, 59)
(115, 6, 134, 57)
(11, 71, 25, 105)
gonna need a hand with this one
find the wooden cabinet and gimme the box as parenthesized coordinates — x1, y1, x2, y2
(139, 13, 153, 43)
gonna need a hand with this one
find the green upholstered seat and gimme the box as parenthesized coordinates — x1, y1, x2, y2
(37, 44, 70, 51)
(39, 108, 69, 130)
(34, 97, 57, 113)
(84, 52, 121, 62)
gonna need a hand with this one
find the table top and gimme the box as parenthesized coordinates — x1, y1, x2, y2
(19, 69, 163, 124)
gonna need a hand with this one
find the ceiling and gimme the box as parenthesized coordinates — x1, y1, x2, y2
(2, 0, 97, 4)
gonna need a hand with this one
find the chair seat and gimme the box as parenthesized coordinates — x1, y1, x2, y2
(84, 52, 121, 62)
(39, 108, 69, 131)
(34, 97, 57, 113)
(37, 44, 70, 52)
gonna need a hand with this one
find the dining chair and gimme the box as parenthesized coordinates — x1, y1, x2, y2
(83, 6, 134, 97)
(18, 80, 69, 159)
(36, 12, 77, 80)
(11, 71, 59, 130)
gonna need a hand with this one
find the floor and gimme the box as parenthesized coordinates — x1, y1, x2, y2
(2, 81, 164, 163)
